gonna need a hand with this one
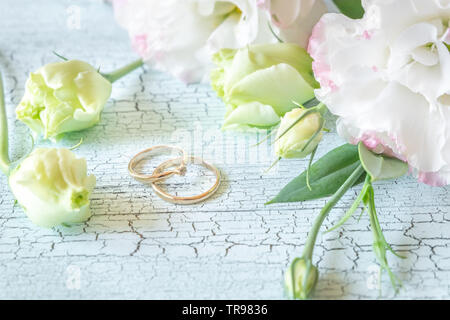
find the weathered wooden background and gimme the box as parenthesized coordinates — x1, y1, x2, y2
(0, 0, 449, 299)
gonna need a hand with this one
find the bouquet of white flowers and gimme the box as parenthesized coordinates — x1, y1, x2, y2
(1, 0, 448, 300)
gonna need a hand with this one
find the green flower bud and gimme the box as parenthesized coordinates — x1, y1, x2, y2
(211, 43, 318, 131)
(16, 60, 112, 140)
(275, 108, 323, 159)
(9, 148, 96, 228)
(285, 258, 319, 300)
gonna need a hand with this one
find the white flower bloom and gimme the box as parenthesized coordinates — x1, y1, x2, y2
(112, 0, 326, 83)
(309, 0, 450, 186)
(9, 148, 96, 228)
(16, 60, 112, 140)
(262, 0, 328, 47)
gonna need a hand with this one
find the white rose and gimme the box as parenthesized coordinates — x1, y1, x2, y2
(112, 0, 327, 83)
(309, 0, 450, 186)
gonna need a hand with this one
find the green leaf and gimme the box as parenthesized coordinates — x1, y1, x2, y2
(445, 42, 450, 52)
(267, 144, 365, 204)
(332, 0, 364, 19)
(358, 143, 408, 182)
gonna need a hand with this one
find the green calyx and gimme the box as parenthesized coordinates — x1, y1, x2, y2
(285, 257, 318, 300)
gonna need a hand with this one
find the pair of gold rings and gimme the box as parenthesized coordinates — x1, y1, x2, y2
(128, 146, 221, 205)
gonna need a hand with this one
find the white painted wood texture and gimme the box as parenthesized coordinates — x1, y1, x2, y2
(0, 0, 449, 299)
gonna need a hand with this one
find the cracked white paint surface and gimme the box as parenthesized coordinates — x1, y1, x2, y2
(0, 0, 449, 300)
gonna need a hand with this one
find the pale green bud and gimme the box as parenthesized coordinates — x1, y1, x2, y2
(16, 60, 112, 140)
(285, 258, 318, 300)
(275, 108, 323, 159)
(211, 43, 318, 131)
(9, 148, 96, 228)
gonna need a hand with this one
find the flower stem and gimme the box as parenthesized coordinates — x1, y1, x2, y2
(364, 180, 402, 291)
(315, 103, 328, 116)
(0, 72, 11, 175)
(302, 164, 365, 258)
(101, 59, 144, 83)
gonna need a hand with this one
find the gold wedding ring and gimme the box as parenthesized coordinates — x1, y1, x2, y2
(128, 145, 187, 183)
(151, 156, 221, 205)
(128, 147, 221, 204)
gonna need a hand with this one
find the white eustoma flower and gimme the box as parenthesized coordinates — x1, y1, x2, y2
(112, 0, 327, 83)
(9, 148, 96, 228)
(16, 60, 112, 140)
(211, 43, 318, 131)
(309, 0, 450, 186)
(262, 0, 328, 47)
